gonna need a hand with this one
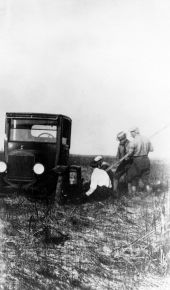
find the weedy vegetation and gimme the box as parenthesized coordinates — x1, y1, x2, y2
(0, 155, 170, 290)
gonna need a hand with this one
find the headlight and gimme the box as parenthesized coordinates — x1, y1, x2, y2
(33, 163, 45, 175)
(0, 161, 7, 173)
(69, 171, 77, 185)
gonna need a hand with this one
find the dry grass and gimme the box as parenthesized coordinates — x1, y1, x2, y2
(0, 157, 170, 290)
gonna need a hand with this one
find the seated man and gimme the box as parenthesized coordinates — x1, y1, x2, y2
(85, 156, 112, 200)
(101, 161, 114, 186)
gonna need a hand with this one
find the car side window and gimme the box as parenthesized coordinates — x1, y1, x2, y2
(62, 119, 71, 146)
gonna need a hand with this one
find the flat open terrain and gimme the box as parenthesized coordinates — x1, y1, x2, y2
(0, 155, 170, 290)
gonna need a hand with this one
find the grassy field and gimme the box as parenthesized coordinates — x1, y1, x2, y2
(0, 155, 170, 290)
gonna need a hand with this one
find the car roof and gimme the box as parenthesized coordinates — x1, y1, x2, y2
(6, 112, 72, 122)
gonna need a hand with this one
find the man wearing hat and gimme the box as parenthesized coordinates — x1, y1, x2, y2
(113, 131, 131, 195)
(85, 155, 112, 198)
(116, 131, 130, 160)
(126, 127, 154, 194)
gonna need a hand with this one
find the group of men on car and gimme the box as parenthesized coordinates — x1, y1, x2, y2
(85, 126, 154, 199)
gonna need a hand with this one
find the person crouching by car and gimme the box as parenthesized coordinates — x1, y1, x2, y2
(84, 156, 112, 201)
(101, 161, 114, 187)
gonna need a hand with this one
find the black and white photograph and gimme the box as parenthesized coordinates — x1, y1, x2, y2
(0, 0, 170, 289)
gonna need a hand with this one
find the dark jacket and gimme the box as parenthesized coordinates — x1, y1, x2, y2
(116, 139, 130, 160)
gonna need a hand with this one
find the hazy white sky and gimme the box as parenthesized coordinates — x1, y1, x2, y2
(0, 0, 170, 158)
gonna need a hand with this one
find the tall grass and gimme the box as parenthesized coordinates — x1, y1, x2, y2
(0, 155, 169, 290)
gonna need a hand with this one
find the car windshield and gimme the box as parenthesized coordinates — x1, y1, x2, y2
(9, 119, 57, 143)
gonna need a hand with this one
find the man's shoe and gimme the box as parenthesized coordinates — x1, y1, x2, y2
(131, 186, 136, 194)
(146, 185, 152, 194)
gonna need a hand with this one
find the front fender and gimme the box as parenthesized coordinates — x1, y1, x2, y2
(52, 165, 69, 174)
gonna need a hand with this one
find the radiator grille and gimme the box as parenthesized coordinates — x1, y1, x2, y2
(8, 154, 34, 180)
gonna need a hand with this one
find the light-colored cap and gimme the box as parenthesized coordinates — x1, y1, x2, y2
(90, 155, 103, 167)
(117, 131, 126, 140)
(129, 127, 140, 134)
(94, 155, 103, 162)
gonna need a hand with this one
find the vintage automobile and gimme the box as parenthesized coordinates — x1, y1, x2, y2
(0, 112, 82, 202)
